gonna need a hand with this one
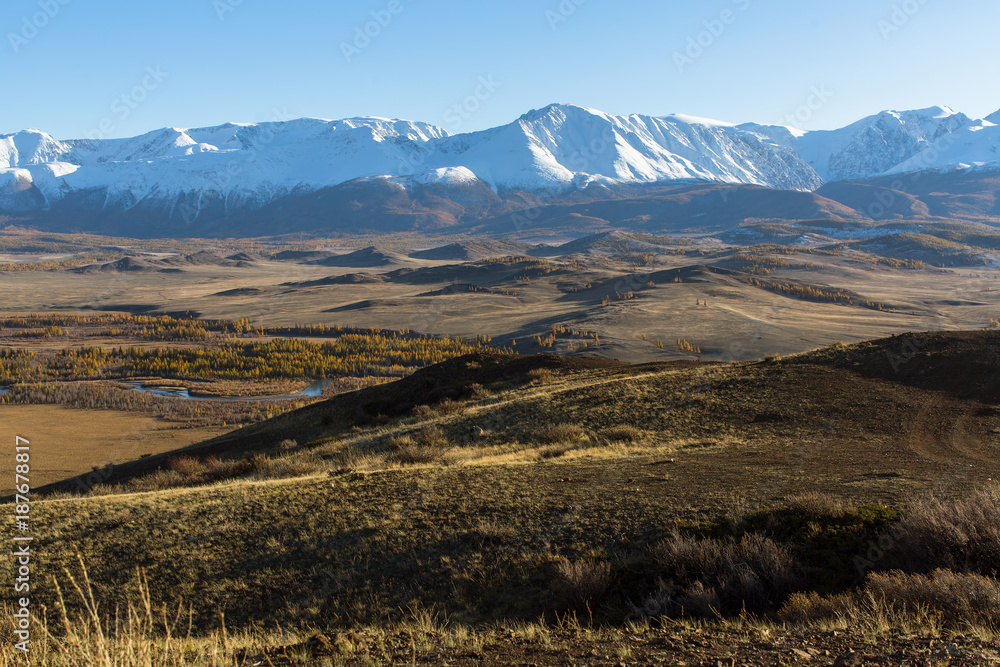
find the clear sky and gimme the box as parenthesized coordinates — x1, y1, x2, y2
(2, 0, 998, 139)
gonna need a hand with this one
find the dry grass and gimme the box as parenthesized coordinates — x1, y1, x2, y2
(385, 426, 452, 465)
(598, 425, 644, 443)
(551, 559, 614, 613)
(780, 569, 1000, 631)
(0, 405, 229, 495)
(645, 531, 800, 617)
(123, 453, 324, 492)
(535, 423, 589, 445)
(890, 488, 1000, 575)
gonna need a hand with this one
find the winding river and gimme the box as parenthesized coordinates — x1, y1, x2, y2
(2, 380, 333, 402)
(124, 379, 335, 402)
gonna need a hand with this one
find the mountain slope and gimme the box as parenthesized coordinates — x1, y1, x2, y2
(3, 104, 1000, 235)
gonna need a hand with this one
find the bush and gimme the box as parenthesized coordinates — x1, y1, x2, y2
(388, 444, 441, 465)
(647, 531, 800, 617)
(417, 425, 450, 448)
(890, 489, 1000, 576)
(412, 405, 435, 421)
(536, 423, 588, 445)
(599, 425, 644, 443)
(538, 444, 576, 459)
(434, 398, 466, 416)
(552, 559, 613, 612)
(166, 455, 206, 476)
(779, 569, 1000, 629)
(527, 368, 553, 383)
(386, 427, 450, 465)
(865, 569, 1000, 626)
(778, 591, 858, 625)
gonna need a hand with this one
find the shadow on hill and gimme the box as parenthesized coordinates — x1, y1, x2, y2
(26, 330, 1000, 499)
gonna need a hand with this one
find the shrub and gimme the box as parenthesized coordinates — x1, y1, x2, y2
(890, 489, 1000, 576)
(779, 569, 1000, 629)
(467, 383, 490, 399)
(778, 591, 858, 625)
(865, 569, 1000, 626)
(166, 455, 205, 476)
(538, 444, 576, 459)
(388, 444, 441, 465)
(386, 427, 450, 465)
(412, 405, 435, 421)
(536, 423, 588, 445)
(783, 492, 847, 519)
(552, 559, 613, 612)
(417, 425, 450, 448)
(647, 531, 800, 617)
(599, 425, 644, 443)
(527, 368, 554, 383)
(434, 398, 466, 416)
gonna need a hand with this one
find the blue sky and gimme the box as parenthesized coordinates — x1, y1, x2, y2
(2, 0, 997, 139)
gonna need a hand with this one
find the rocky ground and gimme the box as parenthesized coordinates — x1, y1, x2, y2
(249, 625, 999, 666)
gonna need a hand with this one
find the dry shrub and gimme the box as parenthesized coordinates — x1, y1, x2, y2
(538, 444, 575, 459)
(387, 426, 450, 465)
(678, 581, 723, 619)
(389, 444, 441, 465)
(467, 383, 490, 399)
(527, 367, 553, 383)
(599, 425, 644, 443)
(784, 492, 847, 519)
(166, 455, 205, 476)
(134, 453, 317, 491)
(417, 425, 450, 448)
(434, 398, 466, 416)
(278, 439, 298, 452)
(552, 558, 613, 612)
(778, 591, 858, 625)
(647, 531, 800, 617)
(244, 457, 322, 481)
(779, 569, 1000, 629)
(865, 569, 1000, 626)
(892, 488, 1000, 575)
(536, 423, 588, 445)
(130, 469, 186, 492)
(412, 404, 435, 421)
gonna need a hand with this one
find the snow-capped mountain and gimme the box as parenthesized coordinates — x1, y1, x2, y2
(2, 103, 999, 231)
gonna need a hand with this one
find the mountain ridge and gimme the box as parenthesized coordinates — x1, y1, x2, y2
(3, 103, 999, 235)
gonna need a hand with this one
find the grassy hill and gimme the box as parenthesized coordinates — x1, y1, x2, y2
(5, 331, 1000, 664)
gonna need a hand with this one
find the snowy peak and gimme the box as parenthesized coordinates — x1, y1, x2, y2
(446, 102, 821, 191)
(791, 107, 973, 181)
(2, 104, 999, 226)
(0, 129, 71, 168)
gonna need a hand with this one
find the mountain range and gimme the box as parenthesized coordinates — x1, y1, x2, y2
(2, 104, 999, 237)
